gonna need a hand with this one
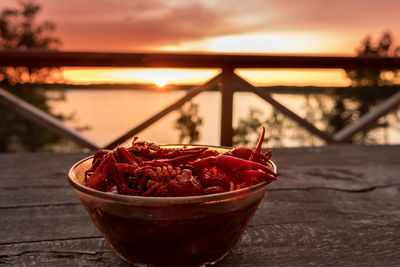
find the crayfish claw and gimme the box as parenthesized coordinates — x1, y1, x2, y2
(228, 126, 268, 163)
(215, 155, 276, 177)
(167, 169, 203, 196)
(86, 155, 115, 190)
(114, 147, 141, 165)
(254, 126, 266, 154)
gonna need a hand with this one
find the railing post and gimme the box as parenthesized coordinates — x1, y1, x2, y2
(220, 67, 235, 146)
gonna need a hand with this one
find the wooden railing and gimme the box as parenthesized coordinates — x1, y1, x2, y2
(1, 50, 400, 150)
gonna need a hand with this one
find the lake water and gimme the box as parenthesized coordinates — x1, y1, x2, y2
(49, 89, 400, 148)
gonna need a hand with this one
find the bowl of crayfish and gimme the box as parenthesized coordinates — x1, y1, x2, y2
(67, 127, 277, 266)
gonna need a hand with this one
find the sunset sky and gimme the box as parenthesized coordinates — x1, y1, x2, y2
(1, 0, 399, 86)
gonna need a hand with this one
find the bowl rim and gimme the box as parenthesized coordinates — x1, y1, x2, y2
(67, 144, 277, 205)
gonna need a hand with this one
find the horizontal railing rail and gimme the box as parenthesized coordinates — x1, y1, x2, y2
(1, 50, 400, 69)
(1, 50, 400, 149)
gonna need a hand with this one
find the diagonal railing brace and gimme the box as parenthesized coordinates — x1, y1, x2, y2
(0, 88, 100, 150)
(233, 74, 336, 144)
(333, 90, 400, 142)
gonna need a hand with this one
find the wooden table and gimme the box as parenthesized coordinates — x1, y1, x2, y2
(1, 145, 399, 266)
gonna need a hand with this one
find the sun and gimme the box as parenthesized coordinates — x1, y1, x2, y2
(154, 79, 167, 88)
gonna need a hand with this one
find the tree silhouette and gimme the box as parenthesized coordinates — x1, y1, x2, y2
(0, 1, 67, 151)
(346, 31, 400, 86)
(326, 31, 400, 143)
(174, 101, 203, 143)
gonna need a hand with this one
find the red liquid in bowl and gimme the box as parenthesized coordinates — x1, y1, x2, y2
(82, 200, 261, 266)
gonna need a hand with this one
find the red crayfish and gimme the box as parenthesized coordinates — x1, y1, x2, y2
(85, 127, 277, 196)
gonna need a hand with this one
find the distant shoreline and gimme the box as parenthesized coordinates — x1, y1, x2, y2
(34, 83, 400, 95)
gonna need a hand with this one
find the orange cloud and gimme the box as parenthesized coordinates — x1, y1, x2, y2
(33, 0, 267, 50)
(1, 0, 399, 53)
